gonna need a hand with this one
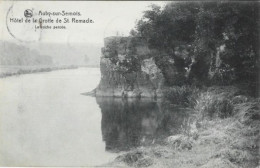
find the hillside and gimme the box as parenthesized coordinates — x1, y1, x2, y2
(0, 41, 53, 66)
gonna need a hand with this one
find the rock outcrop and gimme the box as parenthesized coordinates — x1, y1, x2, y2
(95, 36, 165, 98)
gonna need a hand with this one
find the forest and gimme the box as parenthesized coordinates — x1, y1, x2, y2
(132, 2, 258, 91)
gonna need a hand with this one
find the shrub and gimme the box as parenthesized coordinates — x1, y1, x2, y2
(194, 87, 236, 119)
(116, 150, 153, 167)
(163, 85, 199, 106)
(233, 101, 260, 124)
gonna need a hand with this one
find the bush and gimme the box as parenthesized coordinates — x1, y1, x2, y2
(194, 87, 237, 119)
(116, 150, 153, 167)
(233, 101, 260, 124)
(163, 85, 199, 106)
(194, 86, 260, 121)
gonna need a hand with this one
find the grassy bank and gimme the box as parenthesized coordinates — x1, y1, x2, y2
(0, 65, 79, 78)
(106, 86, 259, 168)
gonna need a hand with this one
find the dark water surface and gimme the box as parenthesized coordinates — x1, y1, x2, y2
(97, 97, 193, 153)
(0, 68, 192, 166)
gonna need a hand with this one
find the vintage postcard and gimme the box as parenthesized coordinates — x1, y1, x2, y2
(0, 1, 259, 167)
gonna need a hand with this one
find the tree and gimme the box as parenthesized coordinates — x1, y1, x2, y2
(134, 1, 259, 86)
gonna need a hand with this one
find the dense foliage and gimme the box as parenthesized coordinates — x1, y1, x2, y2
(133, 2, 259, 88)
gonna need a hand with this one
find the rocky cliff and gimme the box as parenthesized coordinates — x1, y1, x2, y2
(95, 36, 165, 98)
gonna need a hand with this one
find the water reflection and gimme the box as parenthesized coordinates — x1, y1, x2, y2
(96, 97, 192, 152)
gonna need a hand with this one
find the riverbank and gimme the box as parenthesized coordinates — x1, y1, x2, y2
(0, 65, 80, 78)
(105, 86, 259, 168)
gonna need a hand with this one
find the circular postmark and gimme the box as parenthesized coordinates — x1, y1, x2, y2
(6, 4, 42, 43)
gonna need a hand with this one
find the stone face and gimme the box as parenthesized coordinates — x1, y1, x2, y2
(95, 36, 165, 98)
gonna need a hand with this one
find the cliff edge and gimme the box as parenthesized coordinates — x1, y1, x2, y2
(95, 36, 165, 98)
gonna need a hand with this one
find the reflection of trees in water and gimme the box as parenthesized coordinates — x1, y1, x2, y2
(96, 97, 191, 152)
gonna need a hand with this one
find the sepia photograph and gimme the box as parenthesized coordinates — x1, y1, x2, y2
(0, 1, 259, 167)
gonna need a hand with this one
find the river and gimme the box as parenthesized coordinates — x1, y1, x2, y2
(0, 67, 191, 166)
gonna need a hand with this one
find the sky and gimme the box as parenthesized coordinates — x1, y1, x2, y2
(0, 1, 167, 45)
